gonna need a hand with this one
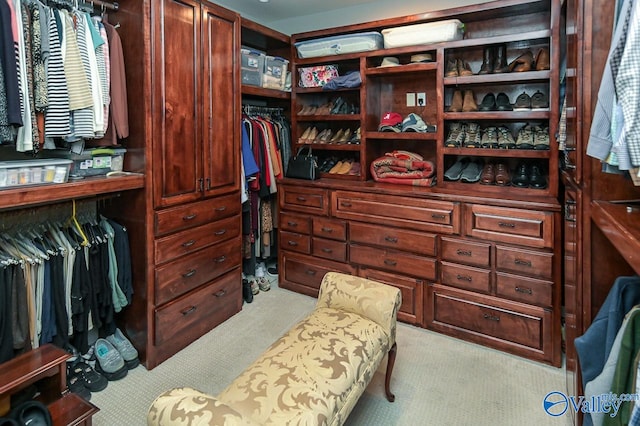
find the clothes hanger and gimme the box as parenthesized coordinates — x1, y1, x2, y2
(66, 200, 90, 247)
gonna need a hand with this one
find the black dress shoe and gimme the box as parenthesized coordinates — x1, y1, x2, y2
(242, 279, 253, 303)
(330, 97, 344, 114)
(512, 163, 530, 188)
(529, 164, 547, 189)
(478, 93, 497, 111)
(495, 92, 513, 111)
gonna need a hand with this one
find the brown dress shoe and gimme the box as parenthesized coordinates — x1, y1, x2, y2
(509, 51, 534, 72)
(480, 163, 495, 184)
(495, 163, 511, 186)
(445, 58, 458, 77)
(535, 47, 550, 70)
(493, 44, 509, 73)
(458, 60, 473, 76)
(462, 90, 478, 112)
(448, 90, 464, 112)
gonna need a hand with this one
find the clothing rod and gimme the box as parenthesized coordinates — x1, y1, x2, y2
(80, 0, 119, 11)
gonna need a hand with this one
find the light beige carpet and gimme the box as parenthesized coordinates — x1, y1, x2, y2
(90, 280, 573, 425)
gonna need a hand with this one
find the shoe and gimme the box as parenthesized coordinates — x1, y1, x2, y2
(512, 163, 530, 188)
(495, 163, 511, 186)
(458, 59, 473, 77)
(478, 93, 497, 111)
(495, 92, 513, 111)
(8, 401, 52, 426)
(460, 159, 483, 183)
(497, 126, 516, 149)
(319, 129, 333, 143)
(242, 278, 253, 303)
(463, 123, 482, 148)
(445, 122, 466, 147)
(106, 328, 140, 370)
(267, 265, 278, 276)
(336, 159, 353, 174)
(256, 277, 271, 291)
(349, 127, 361, 144)
(347, 162, 361, 175)
(462, 90, 478, 112)
(535, 47, 550, 70)
(530, 90, 549, 109)
(330, 97, 345, 114)
(298, 126, 311, 143)
(445, 58, 458, 77)
(0, 418, 19, 425)
(478, 46, 495, 75)
(66, 364, 92, 401)
(480, 126, 499, 148)
(515, 124, 535, 149)
(448, 90, 463, 112)
(305, 127, 318, 144)
(318, 157, 337, 172)
(529, 163, 547, 189)
(509, 50, 534, 72)
(68, 360, 108, 392)
(339, 128, 352, 143)
(444, 157, 471, 181)
(480, 163, 495, 184)
(493, 44, 509, 73)
(94, 338, 128, 381)
(513, 92, 531, 110)
(329, 129, 343, 143)
(534, 126, 550, 150)
(249, 278, 259, 295)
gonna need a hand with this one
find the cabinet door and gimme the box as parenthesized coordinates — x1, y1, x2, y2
(202, 5, 240, 197)
(152, 0, 203, 207)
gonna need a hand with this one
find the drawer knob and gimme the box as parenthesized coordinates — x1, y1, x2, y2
(296, 196, 307, 202)
(181, 306, 197, 316)
(183, 213, 197, 221)
(456, 274, 472, 282)
(431, 214, 446, 220)
(215, 256, 226, 263)
(182, 239, 196, 248)
(182, 269, 197, 278)
(214, 289, 227, 298)
(515, 286, 533, 295)
(287, 240, 299, 246)
(456, 249, 472, 257)
(483, 313, 500, 322)
(384, 236, 398, 243)
(287, 221, 298, 227)
(305, 269, 317, 276)
(214, 229, 227, 236)
(384, 259, 397, 267)
(514, 258, 532, 267)
(215, 206, 227, 212)
(322, 248, 333, 253)
(498, 222, 516, 228)
(321, 227, 333, 233)
(340, 202, 352, 208)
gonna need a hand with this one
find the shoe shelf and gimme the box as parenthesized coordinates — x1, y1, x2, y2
(296, 115, 361, 121)
(444, 111, 550, 120)
(296, 87, 360, 94)
(442, 147, 550, 158)
(365, 61, 438, 76)
(444, 29, 551, 50)
(444, 70, 551, 85)
(366, 132, 438, 141)
(299, 143, 361, 152)
(241, 85, 290, 100)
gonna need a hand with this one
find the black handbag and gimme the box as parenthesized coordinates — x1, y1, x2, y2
(286, 146, 319, 180)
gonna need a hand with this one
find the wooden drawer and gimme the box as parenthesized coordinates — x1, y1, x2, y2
(280, 211, 311, 234)
(358, 267, 424, 326)
(428, 285, 552, 361)
(280, 251, 355, 297)
(333, 191, 460, 235)
(280, 231, 311, 254)
(441, 237, 490, 267)
(496, 272, 553, 308)
(350, 244, 436, 280)
(441, 261, 491, 294)
(313, 217, 347, 241)
(495, 245, 553, 280)
(155, 216, 239, 264)
(155, 270, 241, 346)
(155, 239, 241, 306)
(312, 237, 347, 262)
(279, 185, 329, 216)
(350, 222, 436, 257)
(464, 204, 554, 248)
(155, 193, 239, 236)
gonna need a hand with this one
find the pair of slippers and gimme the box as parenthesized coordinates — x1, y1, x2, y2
(67, 359, 108, 401)
(0, 400, 52, 426)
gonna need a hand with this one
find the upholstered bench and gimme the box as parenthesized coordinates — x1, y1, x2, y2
(147, 271, 402, 426)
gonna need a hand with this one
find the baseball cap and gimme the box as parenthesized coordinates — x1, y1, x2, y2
(378, 57, 400, 67)
(410, 53, 434, 63)
(402, 113, 428, 132)
(378, 112, 403, 132)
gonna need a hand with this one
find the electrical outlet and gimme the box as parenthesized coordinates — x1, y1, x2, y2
(417, 93, 426, 107)
(406, 93, 416, 107)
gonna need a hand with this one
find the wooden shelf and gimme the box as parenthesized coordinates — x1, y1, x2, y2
(0, 173, 145, 211)
(296, 87, 360, 94)
(443, 110, 550, 120)
(366, 132, 438, 141)
(49, 392, 99, 426)
(241, 85, 290, 99)
(296, 143, 361, 151)
(296, 114, 361, 122)
(444, 70, 551, 86)
(591, 200, 640, 276)
(442, 147, 551, 158)
(365, 62, 438, 76)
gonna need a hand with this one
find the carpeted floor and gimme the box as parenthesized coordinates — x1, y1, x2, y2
(90, 280, 573, 425)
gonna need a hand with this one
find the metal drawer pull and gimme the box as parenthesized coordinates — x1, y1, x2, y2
(287, 241, 298, 246)
(215, 256, 226, 263)
(384, 259, 397, 266)
(431, 214, 446, 219)
(514, 258, 532, 267)
(214, 290, 226, 298)
(181, 306, 197, 316)
(515, 286, 533, 295)
(498, 222, 515, 228)
(483, 313, 500, 322)
(182, 240, 196, 248)
(287, 221, 298, 227)
(305, 270, 317, 276)
(322, 248, 333, 253)
(182, 269, 197, 278)
(456, 274, 472, 282)
(214, 229, 227, 236)
(321, 227, 333, 233)
(385, 236, 398, 243)
(341, 202, 352, 208)
(183, 213, 197, 221)
(296, 196, 307, 202)
(456, 249, 472, 256)
(215, 206, 227, 212)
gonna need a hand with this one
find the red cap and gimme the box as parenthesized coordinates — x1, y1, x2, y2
(378, 112, 403, 131)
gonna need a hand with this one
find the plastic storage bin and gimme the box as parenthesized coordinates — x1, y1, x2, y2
(381, 19, 465, 48)
(47, 147, 127, 177)
(0, 158, 72, 188)
(294, 31, 383, 58)
(241, 48, 265, 87)
(262, 56, 289, 91)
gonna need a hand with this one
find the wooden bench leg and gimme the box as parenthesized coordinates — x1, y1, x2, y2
(384, 342, 397, 402)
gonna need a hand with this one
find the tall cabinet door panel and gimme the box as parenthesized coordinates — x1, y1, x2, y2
(202, 7, 240, 197)
(152, 0, 203, 207)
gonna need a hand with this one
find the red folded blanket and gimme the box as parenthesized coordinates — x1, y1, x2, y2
(370, 154, 435, 187)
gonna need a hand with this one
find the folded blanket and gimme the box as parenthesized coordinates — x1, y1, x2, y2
(370, 151, 435, 187)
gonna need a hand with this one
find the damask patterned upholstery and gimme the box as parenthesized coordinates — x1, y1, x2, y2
(147, 272, 402, 426)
